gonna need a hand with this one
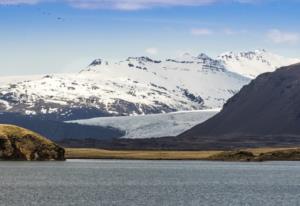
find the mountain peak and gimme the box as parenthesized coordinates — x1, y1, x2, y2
(127, 56, 162, 64)
(197, 53, 211, 60)
(79, 58, 109, 73)
(89, 59, 109, 67)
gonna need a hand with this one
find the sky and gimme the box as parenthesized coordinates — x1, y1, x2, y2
(0, 0, 299, 75)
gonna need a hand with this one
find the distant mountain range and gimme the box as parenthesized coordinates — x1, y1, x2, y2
(0, 50, 297, 121)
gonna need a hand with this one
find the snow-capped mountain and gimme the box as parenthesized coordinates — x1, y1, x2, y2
(0, 53, 248, 120)
(219, 49, 300, 78)
(0, 50, 297, 121)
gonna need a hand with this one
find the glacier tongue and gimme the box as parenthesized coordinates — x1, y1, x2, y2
(70, 109, 220, 139)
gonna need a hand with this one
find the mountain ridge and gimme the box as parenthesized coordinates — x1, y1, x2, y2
(0, 50, 297, 121)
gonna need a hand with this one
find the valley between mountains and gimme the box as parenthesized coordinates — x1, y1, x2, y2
(0, 49, 299, 149)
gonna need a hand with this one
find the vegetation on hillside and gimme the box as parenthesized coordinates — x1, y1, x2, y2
(0, 124, 65, 161)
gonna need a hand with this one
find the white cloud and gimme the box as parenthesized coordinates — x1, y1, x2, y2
(191, 28, 213, 36)
(67, 0, 219, 10)
(0, 0, 262, 9)
(145, 47, 158, 55)
(0, 0, 39, 5)
(267, 29, 299, 45)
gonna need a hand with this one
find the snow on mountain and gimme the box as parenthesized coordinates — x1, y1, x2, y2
(0, 74, 43, 86)
(0, 53, 248, 120)
(218, 50, 300, 78)
(3, 49, 296, 121)
(70, 109, 219, 139)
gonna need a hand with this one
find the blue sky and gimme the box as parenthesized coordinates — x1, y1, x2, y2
(0, 0, 299, 75)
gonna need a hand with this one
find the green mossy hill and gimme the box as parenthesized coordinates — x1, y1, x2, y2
(208, 150, 255, 161)
(0, 124, 65, 161)
(256, 149, 300, 161)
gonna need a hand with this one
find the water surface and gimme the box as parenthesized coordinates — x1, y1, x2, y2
(1, 160, 300, 206)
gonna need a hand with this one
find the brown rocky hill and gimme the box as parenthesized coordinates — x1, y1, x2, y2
(0, 124, 65, 161)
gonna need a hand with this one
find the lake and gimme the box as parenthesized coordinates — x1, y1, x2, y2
(1, 160, 300, 206)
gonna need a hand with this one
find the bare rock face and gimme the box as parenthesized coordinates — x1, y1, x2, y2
(0, 124, 65, 161)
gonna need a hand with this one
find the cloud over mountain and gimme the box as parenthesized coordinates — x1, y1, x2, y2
(267, 29, 299, 45)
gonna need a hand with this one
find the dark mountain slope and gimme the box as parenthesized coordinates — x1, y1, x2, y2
(0, 113, 124, 142)
(176, 63, 300, 148)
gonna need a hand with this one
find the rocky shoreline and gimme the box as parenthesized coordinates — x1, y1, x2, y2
(208, 149, 300, 162)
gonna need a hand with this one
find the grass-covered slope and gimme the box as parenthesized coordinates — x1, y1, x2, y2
(0, 124, 65, 161)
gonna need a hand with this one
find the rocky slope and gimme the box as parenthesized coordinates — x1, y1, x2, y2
(178, 63, 300, 148)
(0, 124, 65, 161)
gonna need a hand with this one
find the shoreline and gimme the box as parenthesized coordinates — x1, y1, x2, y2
(65, 148, 219, 160)
(65, 147, 300, 161)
